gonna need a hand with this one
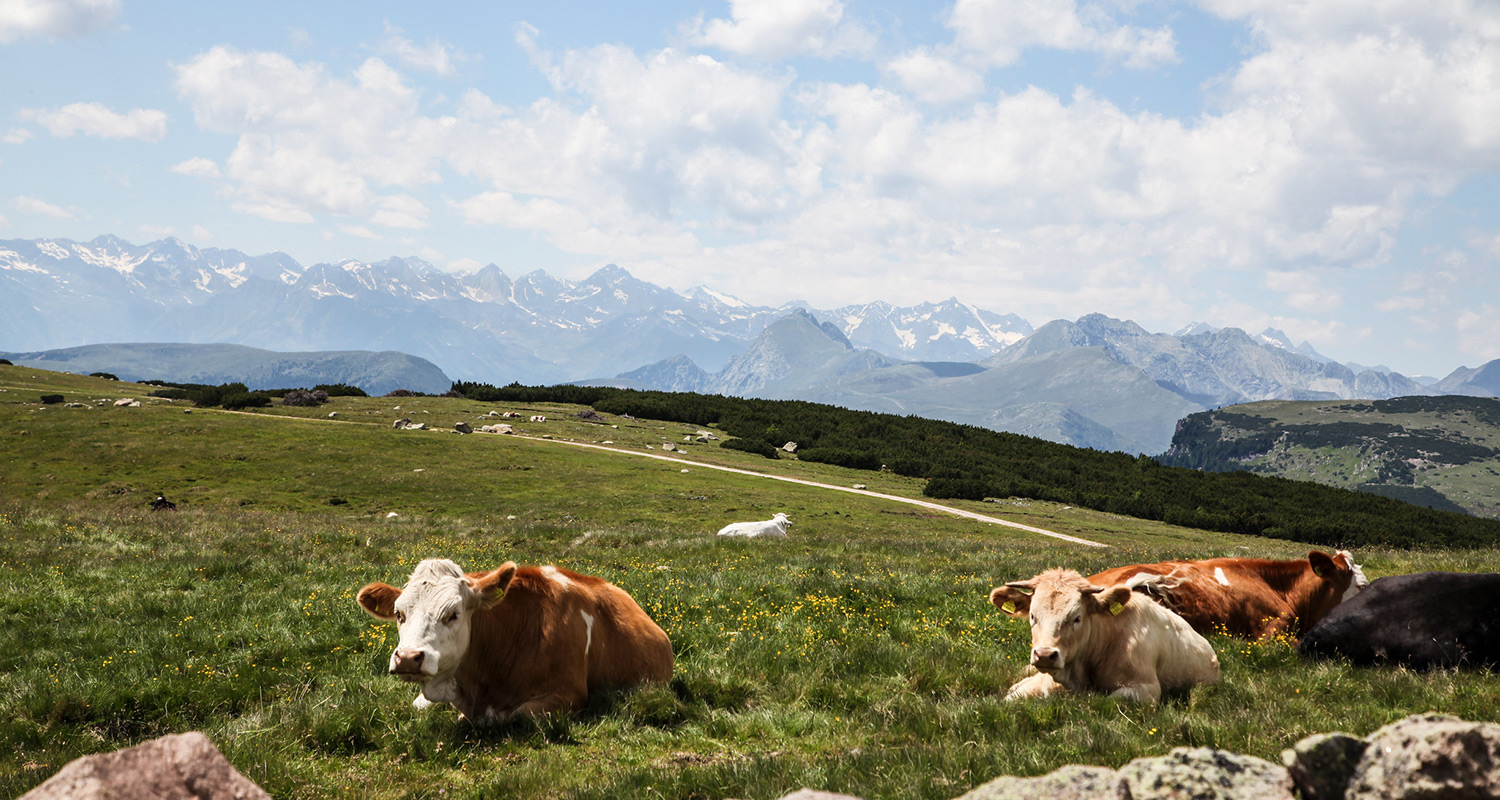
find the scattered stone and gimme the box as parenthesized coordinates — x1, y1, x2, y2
(853, 484, 867, 490)
(956, 765, 1118, 800)
(1117, 747, 1294, 799)
(663, 442, 677, 452)
(783, 441, 798, 453)
(1346, 714, 1500, 800)
(1283, 732, 1367, 800)
(18, 731, 269, 800)
(328, 412, 338, 418)
(695, 430, 718, 441)
(392, 418, 412, 429)
(406, 422, 426, 431)
(454, 422, 473, 434)
(773, 791, 866, 800)
(113, 398, 138, 407)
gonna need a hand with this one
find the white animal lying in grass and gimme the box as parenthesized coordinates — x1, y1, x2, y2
(717, 512, 792, 538)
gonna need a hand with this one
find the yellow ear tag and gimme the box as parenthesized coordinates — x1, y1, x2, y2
(1109, 601, 1124, 616)
(1001, 601, 1017, 614)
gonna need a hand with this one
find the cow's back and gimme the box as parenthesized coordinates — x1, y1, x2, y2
(1299, 572, 1500, 670)
(582, 576, 674, 688)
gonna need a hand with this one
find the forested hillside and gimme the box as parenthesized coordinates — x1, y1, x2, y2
(1161, 396, 1500, 519)
(452, 382, 1500, 549)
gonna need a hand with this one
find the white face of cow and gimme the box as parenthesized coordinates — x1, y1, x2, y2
(990, 569, 1132, 673)
(357, 558, 515, 686)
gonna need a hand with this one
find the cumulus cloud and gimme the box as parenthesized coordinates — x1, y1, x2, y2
(884, 48, 985, 105)
(371, 21, 462, 76)
(14, 195, 75, 219)
(0, 0, 119, 43)
(1456, 305, 1500, 363)
(170, 157, 221, 178)
(22, 102, 167, 140)
(175, 46, 447, 223)
(945, 0, 1178, 69)
(687, 0, 873, 59)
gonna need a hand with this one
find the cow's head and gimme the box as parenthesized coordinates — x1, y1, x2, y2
(357, 558, 516, 684)
(773, 513, 792, 526)
(1301, 550, 1360, 631)
(990, 568, 1134, 673)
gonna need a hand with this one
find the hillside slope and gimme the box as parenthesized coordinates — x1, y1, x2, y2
(1160, 396, 1500, 518)
(0, 342, 451, 395)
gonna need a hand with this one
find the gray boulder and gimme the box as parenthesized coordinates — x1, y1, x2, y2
(1116, 747, 1294, 800)
(1346, 714, 1500, 800)
(19, 731, 269, 800)
(955, 765, 1117, 799)
(1282, 732, 1367, 800)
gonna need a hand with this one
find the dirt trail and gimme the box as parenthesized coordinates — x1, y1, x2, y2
(519, 435, 1109, 549)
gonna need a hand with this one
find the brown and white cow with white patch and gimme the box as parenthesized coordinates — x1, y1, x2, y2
(357, 558, 673, 721)
(990, 568, 1220, 703)
(1086, 550, 1365, 641)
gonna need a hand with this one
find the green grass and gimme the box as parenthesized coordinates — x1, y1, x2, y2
(2, 367, 1498, 799)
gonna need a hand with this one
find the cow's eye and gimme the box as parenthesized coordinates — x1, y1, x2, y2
(444, 611, 460, 624)
(1072, 615, 1082, 626)
(1029, 615, 1037, 626)
(395, 610, 406, 624)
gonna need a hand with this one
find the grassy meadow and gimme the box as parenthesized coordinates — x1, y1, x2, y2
(1, 365, 1497, 799)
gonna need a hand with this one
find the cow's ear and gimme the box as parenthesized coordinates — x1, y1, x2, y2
(469, 561, 518, 605)
(1307, 551, 1341, 579)
(357, 582, 401, 620)
(1087, 584, 1132, 616)
(990, 586, 1032, 618)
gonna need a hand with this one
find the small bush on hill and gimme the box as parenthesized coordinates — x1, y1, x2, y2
(0, 358, 12, 365)
(87, 372, 119, 381)
(313, 384, 367, 397)
(721, 438, 779, 459)
(281, 389, 329, 407)
(799, 448, 881, 471)
(39, 394, 64, 405)
(385, 389, 419, 397)
(221, 392, 272, 410)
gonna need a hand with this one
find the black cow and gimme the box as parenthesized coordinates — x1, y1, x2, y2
(1298, 572, 1500, 670)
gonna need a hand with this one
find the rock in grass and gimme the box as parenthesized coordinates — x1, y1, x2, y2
(1346, 714, 1500, 800)
(955, 765, 1118, 799)
(1283, 732, 1367, 800)
(1116, 748, 1294, 799)
(19, 731, 269, 800)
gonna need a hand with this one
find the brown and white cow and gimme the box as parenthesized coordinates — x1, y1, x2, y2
(1086, 550, 1365, 640)
(357, 558, 673, 721)
(990, 568, 1220, 703)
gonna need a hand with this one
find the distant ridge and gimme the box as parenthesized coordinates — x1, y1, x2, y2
(0, 343, 451, 396)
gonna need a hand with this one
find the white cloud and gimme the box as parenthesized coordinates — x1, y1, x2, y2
(190, 224, 212, 242)
(946, 0, 1178, 69)
(884, 48, 984, 105)
(370, 194, 429, 229)
(14, 195, 75, 219)
(1263, 270, 1341, 312)
(371, 21, 462, 76)
(3, 127, 32, 144)
(170, 157, 221, 178)
(339, 224, 380, 239)
(175, 47, 447, 224)
(1456, 305, 1500, 363)
(22, 102, 167, 141)
(687, 0, 873, 59)
(0, 0, 119, 43)
(139, 224, 174, 237)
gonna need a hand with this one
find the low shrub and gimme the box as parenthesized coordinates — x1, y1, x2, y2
(39, 394, 64, 404)
(720, 438, 779, 458)
(221, 392, 272, 410)
(281, 389, 330, 407)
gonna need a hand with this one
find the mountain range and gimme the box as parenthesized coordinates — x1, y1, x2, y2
(4, 234, 1497, 453)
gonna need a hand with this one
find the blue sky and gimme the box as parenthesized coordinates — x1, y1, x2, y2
(3, 0, 1499, 378)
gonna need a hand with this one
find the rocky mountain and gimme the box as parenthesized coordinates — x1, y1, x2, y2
(1434, 358, 1500, 397)
(610, 310, 1460, 454)
(0, 343, 451, 396)
(0, 235, 1029, 385)
(1160, 396, 1500, 518)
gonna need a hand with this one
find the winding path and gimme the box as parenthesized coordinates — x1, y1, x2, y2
(517, 434, 1109, 548)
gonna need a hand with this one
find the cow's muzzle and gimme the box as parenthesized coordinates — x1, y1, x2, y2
(390, 649, 430, 681)
(1031, 647, 1063, 670)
